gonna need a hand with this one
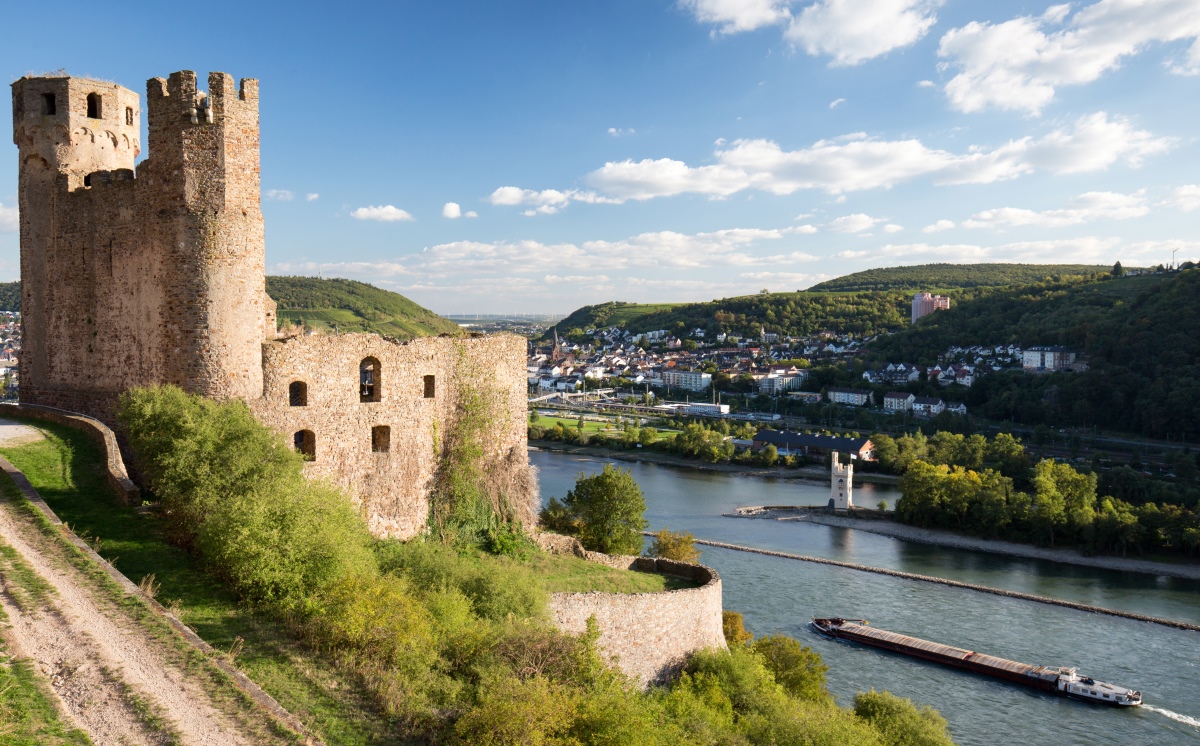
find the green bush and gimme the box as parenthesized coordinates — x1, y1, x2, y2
(561, 464, 648, 555)
(853, 690, 955, 746)
(751, 634, 829, 702)
(647, 528, 701, 563)
(722, 610, 753, 646)
(452, 676, 576, 746)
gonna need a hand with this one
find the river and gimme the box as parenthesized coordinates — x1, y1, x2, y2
(532, 449, 1200, 746)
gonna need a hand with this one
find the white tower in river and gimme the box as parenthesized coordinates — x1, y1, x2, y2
(831, 451, 854, 510)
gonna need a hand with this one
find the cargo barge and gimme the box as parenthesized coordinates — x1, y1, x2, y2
(811, 617, 1141, 707)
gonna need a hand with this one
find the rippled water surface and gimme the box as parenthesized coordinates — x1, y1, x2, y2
(533, 449, 1200, 746)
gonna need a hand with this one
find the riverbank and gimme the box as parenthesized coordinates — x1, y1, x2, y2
(529, 441, 901, 484)
(728, 506, 1200, 581)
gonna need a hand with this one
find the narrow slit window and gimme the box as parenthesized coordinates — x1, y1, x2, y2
(372, 425, 391, 453)
(289, 381, 308, 406)
(293, 430, 316, 460)
(42, 93, 57, 115)
(125, 106, 134, 126)
(423, 374, 435, 399)
(360, 357, 381, 402)
(87, 93, 102, 119)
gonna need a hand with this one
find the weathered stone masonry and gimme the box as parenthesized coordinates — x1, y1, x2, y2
(12, 70, 534, 537)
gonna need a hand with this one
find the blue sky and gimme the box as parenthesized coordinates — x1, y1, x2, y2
(2, 0, 1198, 314)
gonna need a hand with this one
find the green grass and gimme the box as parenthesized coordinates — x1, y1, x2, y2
(0, 637, 92, 746)
(528, 553, 699, 593)
(0, 418, 411, 746)
(531, 416, 616, 434)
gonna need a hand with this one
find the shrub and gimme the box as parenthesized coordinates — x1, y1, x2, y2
(751, 634, 829, 702)
(853, 690, 955, 746)
(647, 528, 701, 563)
(722, 611, 753, 646)
(563, 464, 648, 555)
(539, 496, 582, 536)
(452, 676, 577, 746)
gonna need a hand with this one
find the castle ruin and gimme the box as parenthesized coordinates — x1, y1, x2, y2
(11, 70, 535, 537)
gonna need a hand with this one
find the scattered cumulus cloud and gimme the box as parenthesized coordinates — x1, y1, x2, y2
(917, 79, 936, 87)
(350, 205, 415, 222)
(608, 127, 636, 136)
(1164, 184, 1200, 212)
(835, 250, 869, 258)
(441, 202, 476, 219)
(922, 219, 956, 233)
(826, 213, 884, 233)
(681, 0, 942, 65)
(265, 189, 294, 201)
(962, 190, 1149, 229)
(306, 193, 320, 201)
(938, 0, 1200, 114)
(829, 98, 846, 108)
(0, 202, 17, 233)
(507, 113, 1170, 206)
(883, 223, 904, 233)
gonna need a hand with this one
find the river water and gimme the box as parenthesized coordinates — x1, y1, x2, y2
(532, 449, 1200, 746)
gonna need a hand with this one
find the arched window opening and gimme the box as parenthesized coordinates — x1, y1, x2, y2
(42, 93, 57, 116)
(289, 381, 308, 407)
(423, 374, 436, 399)
(125, 106, 134, 126)
(293, 430, 315, 460)
(372, 425, 391, 453)
(360, 357, 381, 402)
(87, 93, 102, 119)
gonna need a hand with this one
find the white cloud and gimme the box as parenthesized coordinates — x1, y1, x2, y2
(558, 112, 1172, 202)
(1164, 184, 1200, 212)
(265, 189, 294, 201)
(681, 0, 940, 65)
(883, 223, 904, 233)
(680, 0, 791, 34)
(835, 250, 869, 258)
(443, 202, 463, 219)
(829, 98, 846, 109)
(826, 213, 883, 233)
(608, 127, 636, 137)
(544, 274, 610, 284)
(878, 236, 1120, 263)
(922, 219, 956, 233)
(963, 190, 1149, 229)
(350, 205, 415, 222)
(786, 0, 942, 66)
(487, 186, 618, 216)
(793, 224, 819, 233)
(917, 79, 936, 87)
(306, 193, 320, 202)
(0, 202, 17, 233)
(938, 0, 1200, 114)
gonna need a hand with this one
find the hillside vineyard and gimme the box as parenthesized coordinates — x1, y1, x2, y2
(11, 70, 536, 537)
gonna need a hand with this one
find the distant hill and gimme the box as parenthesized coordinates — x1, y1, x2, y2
(266, 277, 461, 339)
(550, 292, 910, 341)
(808, 263, 1110, 293)
(868, 270, 1200, 440)
(0, 282, 18, 312)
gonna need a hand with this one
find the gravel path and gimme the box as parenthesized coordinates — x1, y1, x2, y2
(732, 507, 1200, 581)
(0, 468, 253, 744)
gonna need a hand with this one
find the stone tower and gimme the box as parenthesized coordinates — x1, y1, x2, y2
(830, 451, 853, 510)
(11, 71, 272, 420)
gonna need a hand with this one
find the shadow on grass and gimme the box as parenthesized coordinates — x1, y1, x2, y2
(0, 416, 410, 746)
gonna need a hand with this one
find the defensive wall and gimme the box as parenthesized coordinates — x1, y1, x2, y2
(537, 532, 727, 687)
(11, 69, 536, 537)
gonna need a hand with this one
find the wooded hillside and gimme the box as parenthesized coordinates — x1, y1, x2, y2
(808, 263, 1110, 293)
(267, 276, 462, 339)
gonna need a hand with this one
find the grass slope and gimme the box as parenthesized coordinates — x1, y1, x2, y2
(808, 263, 1111, 293)
(267, 276, 461, 339)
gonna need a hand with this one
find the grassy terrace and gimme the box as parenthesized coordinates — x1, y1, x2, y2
(0, 416, 689, 744)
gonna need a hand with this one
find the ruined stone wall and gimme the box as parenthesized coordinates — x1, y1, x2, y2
(249, 332, 533, 538)
(547, 555, 726, 687)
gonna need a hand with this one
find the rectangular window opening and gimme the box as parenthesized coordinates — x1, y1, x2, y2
(126, 106, 134, 126)
(423, 374, 435, 399)
(372, 425, 391, 453)
(42, 93, 57, 115)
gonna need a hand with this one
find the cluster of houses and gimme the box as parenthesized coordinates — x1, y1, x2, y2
(0, 312, 19, 398)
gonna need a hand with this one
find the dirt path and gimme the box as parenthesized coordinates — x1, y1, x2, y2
(0, 474, 253, 744)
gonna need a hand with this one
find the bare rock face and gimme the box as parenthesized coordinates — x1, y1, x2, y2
(11, 71, 534, 538)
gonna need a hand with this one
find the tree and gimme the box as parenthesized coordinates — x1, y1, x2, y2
(638, 427, 658, 447)
(529, 410, 540, 424)
(759, 444, 779, 467)
(854, 689, 955, 746)
(563, 464, 648, 555)
(646, 528, 701, 563)
(722, 611, 753, 646)
(1111, 261, 1125, 277)
(751, 634, 829, 702)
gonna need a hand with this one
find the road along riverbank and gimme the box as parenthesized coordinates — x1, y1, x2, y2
(727, 506, 1200, 582)
(675, 535, 1200, 632)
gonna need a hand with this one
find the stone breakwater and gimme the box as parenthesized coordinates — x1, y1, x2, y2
(731, 505, 1200, 582)
(692, 536, 1200, 633)
(538, 533, 726, 687)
